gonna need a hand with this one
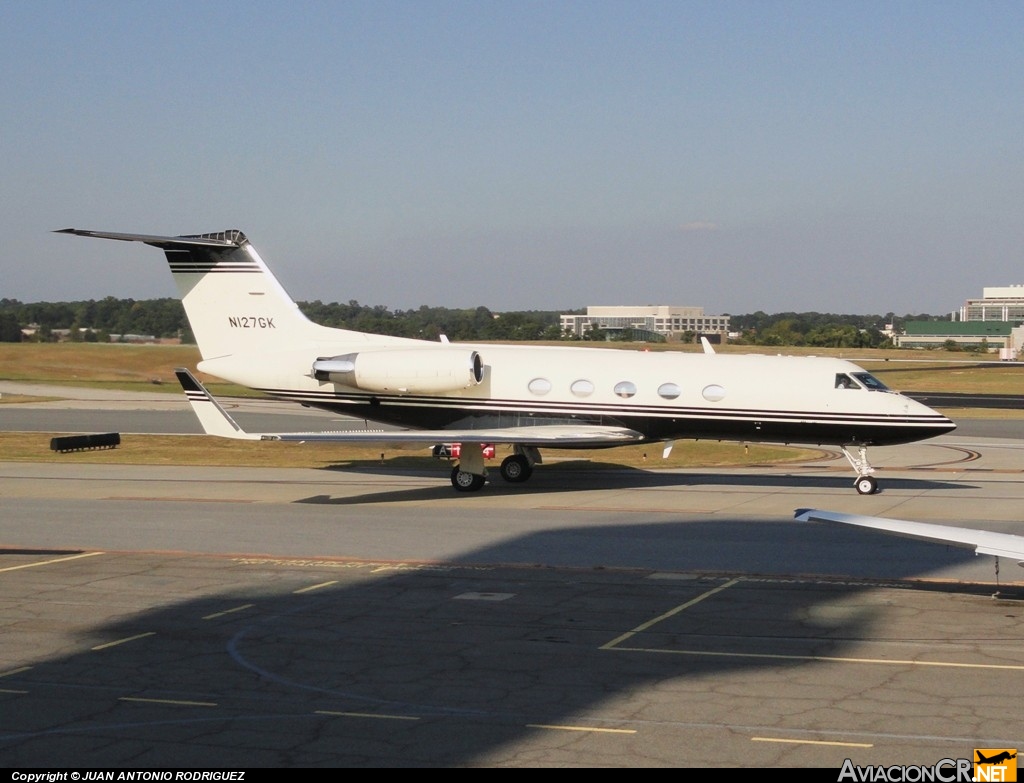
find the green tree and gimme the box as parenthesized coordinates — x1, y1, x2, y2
(0, 312, 22, 342)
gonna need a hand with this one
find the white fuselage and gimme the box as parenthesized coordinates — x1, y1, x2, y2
(198, 341, 954, 448)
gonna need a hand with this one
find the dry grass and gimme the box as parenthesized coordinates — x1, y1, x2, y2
(0, 343, 250, 396)
(0, 343, 199, 384)
(860, 362, 1024, 394)
(3, 342, 1022, 395)
(0, 395, 61, 405)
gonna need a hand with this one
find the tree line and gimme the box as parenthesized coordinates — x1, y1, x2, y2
(0, 297, 191, 343)
(727, 311, 941, 349)
(0, 297, 943, 347)
(0, 297, 566, 343)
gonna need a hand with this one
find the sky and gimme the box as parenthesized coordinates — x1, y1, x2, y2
(2, 1, 1022, 316)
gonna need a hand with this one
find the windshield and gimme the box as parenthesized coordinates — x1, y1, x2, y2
(851, 372, 889, 391)
(835, 373, 857, 389)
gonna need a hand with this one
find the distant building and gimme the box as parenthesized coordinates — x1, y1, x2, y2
(35, 329, 161, 344)
(959, 285, 1024, 322)
(893, 285, 1024, 358)
(560, 305, 730, 341)
(895, 321, 1022, 354)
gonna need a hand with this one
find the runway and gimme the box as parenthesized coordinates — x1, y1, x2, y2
(1, 387, 1023, 767)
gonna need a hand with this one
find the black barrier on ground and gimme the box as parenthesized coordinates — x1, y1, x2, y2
(50, 432, 121, 453)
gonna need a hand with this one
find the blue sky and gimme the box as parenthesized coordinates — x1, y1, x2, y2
(2, 1, 1022, 315)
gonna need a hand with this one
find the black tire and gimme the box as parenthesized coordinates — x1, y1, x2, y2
(499, 454, 533, 483)
(855, 476, 878, 495)
(451, 465, 486, 492)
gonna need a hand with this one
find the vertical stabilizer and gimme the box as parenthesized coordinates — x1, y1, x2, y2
(56, 228, 357, 360)
(160, 230, 324, 359)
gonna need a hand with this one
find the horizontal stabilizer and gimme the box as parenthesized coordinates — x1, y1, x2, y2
(55, 228, 244, 248)
(795, 508, 1024, 564)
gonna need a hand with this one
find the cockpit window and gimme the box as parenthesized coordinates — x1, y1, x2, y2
(851, 372, 889, 391)
(835, 373, 857, 389)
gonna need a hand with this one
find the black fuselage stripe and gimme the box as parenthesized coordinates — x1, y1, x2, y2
(253, 388, 949, 426)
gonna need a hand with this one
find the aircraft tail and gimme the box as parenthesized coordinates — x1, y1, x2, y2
(56, 228, 358, 360)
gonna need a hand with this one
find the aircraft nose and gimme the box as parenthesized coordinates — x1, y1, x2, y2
(905, 395, 956, 434)
(921, 402, 956, 433)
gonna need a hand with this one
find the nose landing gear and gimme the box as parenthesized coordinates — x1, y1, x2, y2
(842, 445, 879, 495)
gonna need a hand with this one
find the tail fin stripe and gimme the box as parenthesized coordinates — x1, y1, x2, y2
(165, 249, 260, 273)
(168, 265, 260, 274)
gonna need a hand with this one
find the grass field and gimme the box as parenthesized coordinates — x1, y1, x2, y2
(2, 341, 1022, 395)
(0, 343, 248, 396)
(1, 341, 1018, 470)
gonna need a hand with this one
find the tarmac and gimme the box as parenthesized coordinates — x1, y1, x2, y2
(0, 385, 1022, 767)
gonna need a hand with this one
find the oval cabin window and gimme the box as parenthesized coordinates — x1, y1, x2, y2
(614, 381, 637, 399)
(570, 379, 595, 397)
(702, 384, 726, 402)
(528, 378, 552, 396)
(657, 382, 681, 400)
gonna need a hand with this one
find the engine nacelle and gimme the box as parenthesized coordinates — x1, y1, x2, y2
(312, 348, 485, 394)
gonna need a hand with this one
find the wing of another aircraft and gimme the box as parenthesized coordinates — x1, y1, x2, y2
(794, 509, 1024, 564)
(176, 368, 644, 447)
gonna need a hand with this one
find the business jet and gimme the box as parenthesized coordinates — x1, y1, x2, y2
(56, 228, 956, 494)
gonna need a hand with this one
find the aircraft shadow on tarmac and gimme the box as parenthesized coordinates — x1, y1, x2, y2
(298, 464, 973, 506)
(0, 518, 1019, 767)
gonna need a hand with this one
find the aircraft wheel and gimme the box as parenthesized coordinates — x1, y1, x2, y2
(855, 476, 878, 495)
(451, 465, 486, 492)
(499, 454, 533, 483)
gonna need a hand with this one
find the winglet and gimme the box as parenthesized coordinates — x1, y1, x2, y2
(700, 336, 716, 355)
(175, 368, 259, 440)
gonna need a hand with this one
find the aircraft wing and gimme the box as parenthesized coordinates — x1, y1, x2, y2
(261, 426, 643, 445)
(794, 509, 1024, 563)
(176, 369, 644, 447)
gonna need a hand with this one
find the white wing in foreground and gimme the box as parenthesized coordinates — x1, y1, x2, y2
(175, 368, 644, 447)
(795, 509, 1024, 565)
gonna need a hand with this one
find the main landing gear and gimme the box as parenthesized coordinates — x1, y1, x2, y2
(499, 453, 533, 483)
(449, 446, 539, 492)
(842, 445, 879, 495)
(450, 465, 486, 492)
